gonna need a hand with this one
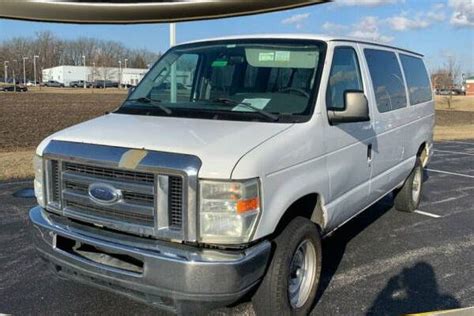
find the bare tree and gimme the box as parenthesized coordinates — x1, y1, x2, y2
(441, 55, 461, 109)
(0, 32, 161, 83)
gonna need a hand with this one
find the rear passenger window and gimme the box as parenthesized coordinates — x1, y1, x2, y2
(364, 49, 407, 113)
(400, 54, 432, 105)
(326, 47, 363, 110)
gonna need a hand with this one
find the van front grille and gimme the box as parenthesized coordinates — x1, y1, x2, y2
(46, 160, 186, 238)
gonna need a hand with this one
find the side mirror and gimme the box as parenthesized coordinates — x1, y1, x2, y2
(328, 90, 370, 124)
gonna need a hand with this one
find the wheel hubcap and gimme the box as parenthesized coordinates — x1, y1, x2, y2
(412, 167, 422, 203)
(288, 239, 317, 309)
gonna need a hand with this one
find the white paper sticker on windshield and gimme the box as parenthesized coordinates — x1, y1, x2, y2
(233, 98, 271, 112)
(259, 52, 275, 62)
(275, 51, 291, 62)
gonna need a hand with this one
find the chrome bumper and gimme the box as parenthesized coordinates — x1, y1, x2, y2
(29, 206, 271, 314)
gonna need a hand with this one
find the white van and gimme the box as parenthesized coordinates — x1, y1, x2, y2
(30, 35, 434, 315)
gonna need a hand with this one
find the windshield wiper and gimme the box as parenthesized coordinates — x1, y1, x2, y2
(210, 98, 279, 122)
(127, 97, 172, 115)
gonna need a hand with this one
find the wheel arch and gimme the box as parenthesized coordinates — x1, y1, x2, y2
(272, 193, 327, 237)
(417, 141, 430, 167)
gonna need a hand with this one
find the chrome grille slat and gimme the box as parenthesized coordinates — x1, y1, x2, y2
(64, 162, 155, 184)
(64, 181, 154, 207)
(65, 202, 154, 227)
(62, 171, 154, 195)
(62, 190, 155, 216)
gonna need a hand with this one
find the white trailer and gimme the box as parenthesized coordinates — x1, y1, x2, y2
(42, 66, 149, 86)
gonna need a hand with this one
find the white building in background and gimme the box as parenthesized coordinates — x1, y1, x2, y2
(42, 65, 149, 86)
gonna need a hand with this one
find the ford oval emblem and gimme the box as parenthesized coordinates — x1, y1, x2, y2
(88, 183, 122, 205)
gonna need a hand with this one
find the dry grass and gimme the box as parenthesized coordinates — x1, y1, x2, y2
(434, 125, 474, 141)
(435, 95, 474, 111)
(0, 93, 124, 152)
(0, 151, 35, 181)
(434, 96, 474, 140)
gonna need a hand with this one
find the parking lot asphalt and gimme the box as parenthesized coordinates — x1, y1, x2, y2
(0, 140, 473, 315)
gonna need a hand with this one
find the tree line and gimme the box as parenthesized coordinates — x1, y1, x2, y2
(0, 31, 161, 82)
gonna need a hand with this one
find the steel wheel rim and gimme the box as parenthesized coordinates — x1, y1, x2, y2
(288, 239, 317, 309)
(412, 167, 422, 203)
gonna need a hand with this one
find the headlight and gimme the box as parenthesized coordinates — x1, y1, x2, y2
(199, 179, 260, 244)
(33, 155, 46, 207)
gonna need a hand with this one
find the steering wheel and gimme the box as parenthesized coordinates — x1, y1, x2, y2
(278, 87, 310, 98)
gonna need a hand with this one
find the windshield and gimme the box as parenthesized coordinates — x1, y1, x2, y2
(118, 39, 326, 123)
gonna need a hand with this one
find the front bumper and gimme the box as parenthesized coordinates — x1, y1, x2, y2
(29, 206, 271, 314)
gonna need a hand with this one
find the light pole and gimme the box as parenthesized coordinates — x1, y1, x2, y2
(92, 62, 96, 93)
(118, 60, 122, 89)
(82, 55, 86, 88)
(3, 61, 8, 84)
(33, 55, 39, 86)
(22, 57, 28, 85)
(12, 59, 17, 92)
(124, 58, 128, 69)
(170, 23, 177, 103)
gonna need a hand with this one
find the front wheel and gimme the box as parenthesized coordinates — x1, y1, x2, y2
(394, 158, 424, 212)
(252, 217, 322, 316)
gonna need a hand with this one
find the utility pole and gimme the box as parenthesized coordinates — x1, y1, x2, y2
(3, 61, 8, 84)
(170, 23, 177, 103)
(82, 55, 86, 88)
(33, 55, 39, 86)
(22, 57, 28, 85)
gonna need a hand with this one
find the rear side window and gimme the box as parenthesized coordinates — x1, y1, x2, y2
(364, 49, 407, 113)
(399, 54, 432, 105)
(326, 47, 363, 110)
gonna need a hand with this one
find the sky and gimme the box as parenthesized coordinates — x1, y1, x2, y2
(0, 0, 473, 74)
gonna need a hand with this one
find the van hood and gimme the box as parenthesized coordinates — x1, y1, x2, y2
(37, 113, 293, 179)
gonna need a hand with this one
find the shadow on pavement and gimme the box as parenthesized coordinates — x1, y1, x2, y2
(367, 262, 460, 315)
(315, 195, 394, 303)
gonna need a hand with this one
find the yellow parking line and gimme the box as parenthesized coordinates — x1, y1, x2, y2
(407, 306, 474, 316)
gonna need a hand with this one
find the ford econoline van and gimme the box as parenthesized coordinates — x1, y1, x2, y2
(30, 35, 434, 315)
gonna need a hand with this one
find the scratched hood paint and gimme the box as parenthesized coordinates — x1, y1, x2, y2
(37, 113, 293, 179)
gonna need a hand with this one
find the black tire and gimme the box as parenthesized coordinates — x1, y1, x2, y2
(252, 217, 322, 316)
(394, 158, 424, 212)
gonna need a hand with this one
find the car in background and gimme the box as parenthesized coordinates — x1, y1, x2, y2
(1, 84, 28, 92)
(92, 80, 119, 88)
(26, 80, 40, 86)
(69, 80, 92, 88)
(43, 80, 65, 88)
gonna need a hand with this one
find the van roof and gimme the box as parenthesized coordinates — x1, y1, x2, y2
(179, 34, 424, 57)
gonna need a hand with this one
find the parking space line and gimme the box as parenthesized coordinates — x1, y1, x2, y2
(0, 180, 33, 188)
(426, 168, 474, 179)
(414, 210, 442, 218)
(434, 149, 474, 156)
(443, 140, 474, 145)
